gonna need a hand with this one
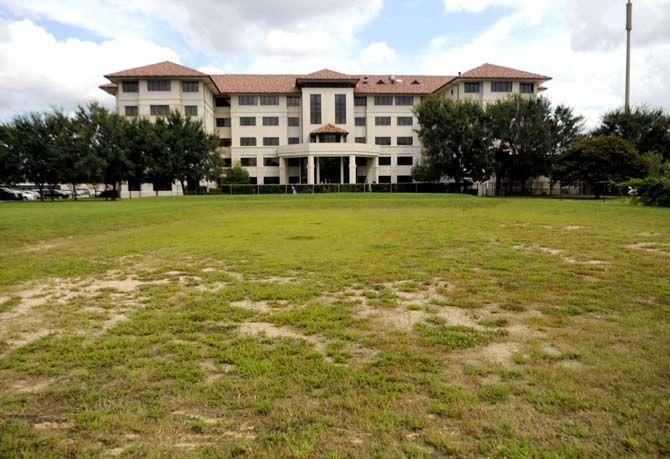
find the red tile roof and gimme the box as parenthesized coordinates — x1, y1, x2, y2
(458, 63, 551, 81)
(101, 61, 549, 96)
(311, 124, 348, 134)
(303, 69, 355, 80)
(353, 75, 456, 94)
(105, 61, 208, 79)
(211, 74, 300, 94)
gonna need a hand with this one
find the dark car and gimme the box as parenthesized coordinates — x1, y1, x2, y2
(0, 188, 22, 200)
(96, 189, 119, 199)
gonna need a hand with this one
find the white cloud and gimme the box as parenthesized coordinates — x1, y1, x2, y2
(1, 0, 384, 56)
(0, 19, 179, 117)
(360, 41, 397, 64)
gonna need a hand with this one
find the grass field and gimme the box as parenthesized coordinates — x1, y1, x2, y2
(0, 194, 668, 457)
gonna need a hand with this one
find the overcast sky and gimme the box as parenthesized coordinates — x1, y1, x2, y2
(1, 0, 668, 127)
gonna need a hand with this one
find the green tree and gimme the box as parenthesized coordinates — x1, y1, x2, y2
(163, 111, 222, 194)
(487, 96, 555, 195)
(551, 104, 585, 157)
(411, 161, 441, 183)
(221, 161, 250, 185)
(553, 135, 645, 198)
(414, 96, 492, 191)
(0, 124, 22, 185)
(593, 106, 670, 160)
(75, 103, 131, 200)
(9, 113, 60, 199)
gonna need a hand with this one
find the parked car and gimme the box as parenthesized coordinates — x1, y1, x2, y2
(0, 187, 22, 200)
(0, 187, 38, 200)
(96, 189, 119, 199)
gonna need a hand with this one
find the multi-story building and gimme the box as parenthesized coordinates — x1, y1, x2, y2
(100, 61, 550, 193)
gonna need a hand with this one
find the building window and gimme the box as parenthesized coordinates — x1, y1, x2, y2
(264, 176, 280, 184)
(355, 137, 366, 144)
(374, 96, 393, 106)
(354, 96, 367, 107)
(184, 105, 198, 117)
(216, 117, 231, 127)
(239, 95, 257, 105)
(379, 175, 391, 184)
(355, 117, 366, 126)
(335, 94, 346, 124)
(288, 117, 299, 127)
(240, 117, 256, 126)
(216, 97, 231, 107)
(182, 81, 199, 92)
(397, 156, 414, 166)
(520, 83, 535, 94)
(464, 82, 480, 93)
(287, 158, 301, 167)
(397, 175, 413, 183)
(375, 116, 391, 126)
(264, 157, 280, 167)
(263, 116, 279, 126)
(378, 156, 391, 166)
(397, 116, 413, 126)
(222, 158, 232, 167)
(122, 81, 139, 93)
(263, 137, 279, 146)
(260, 95, 279, 105)
(219, 138, 231, 147)
(320, 134, 339, 143)
(375, 137, 391, 146)
(240, 137, 257, 147)
(240, 157, 257, 166)
(395, 96, 413, 106)
(249, 177, 257, 185)
(491, 81, 513, 93)
(150, 105, 170, 116)
(147, 80, 171, 91)
(287, 96, 300, 107)
(397, 136, 413, 146)
(124, 106, 138, 117)
(310, 94, 321, 124)
(288, 137, 300, 144)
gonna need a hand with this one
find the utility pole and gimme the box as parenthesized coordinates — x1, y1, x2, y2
(625, 0, 632, 113)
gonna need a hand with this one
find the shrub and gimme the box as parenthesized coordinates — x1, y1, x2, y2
(623, 177, 670, 207)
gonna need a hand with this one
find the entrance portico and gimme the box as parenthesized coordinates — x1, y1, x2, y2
(277, 136, 381, 185)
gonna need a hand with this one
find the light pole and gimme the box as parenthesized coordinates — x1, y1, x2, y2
(625, 0, 632, 113)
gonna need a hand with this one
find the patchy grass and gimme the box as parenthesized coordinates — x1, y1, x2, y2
(0, 193, 669, 456)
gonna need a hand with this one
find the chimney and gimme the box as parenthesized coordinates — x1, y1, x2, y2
(390, 75, 396, 84)
(363, 76, 368, 84)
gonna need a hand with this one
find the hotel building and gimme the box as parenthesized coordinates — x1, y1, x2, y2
(100, 61, 550, 192)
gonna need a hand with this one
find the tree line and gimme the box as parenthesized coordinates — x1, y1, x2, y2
(413, 95, 670, 197)
(0, 103, 222, 199)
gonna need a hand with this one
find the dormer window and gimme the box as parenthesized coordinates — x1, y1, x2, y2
(411, 80, 420, 85)
(376, 79, 385, 85)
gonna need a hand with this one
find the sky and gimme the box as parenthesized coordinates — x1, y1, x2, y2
(0, 0, 669, 127)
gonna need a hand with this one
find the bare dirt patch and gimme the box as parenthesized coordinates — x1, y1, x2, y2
(514, 244, 609, 266)
(626, 242, 670, 256)
(238, 322, 327, 354)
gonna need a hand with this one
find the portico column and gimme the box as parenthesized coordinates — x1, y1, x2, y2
(339, 157, 344, 184)
(348, 155, 356, 184)
(307, 155, 315, 185)
(370, 156, 379, 184)
(279, 157, 287, 185)
(316, 157, 321, 184)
